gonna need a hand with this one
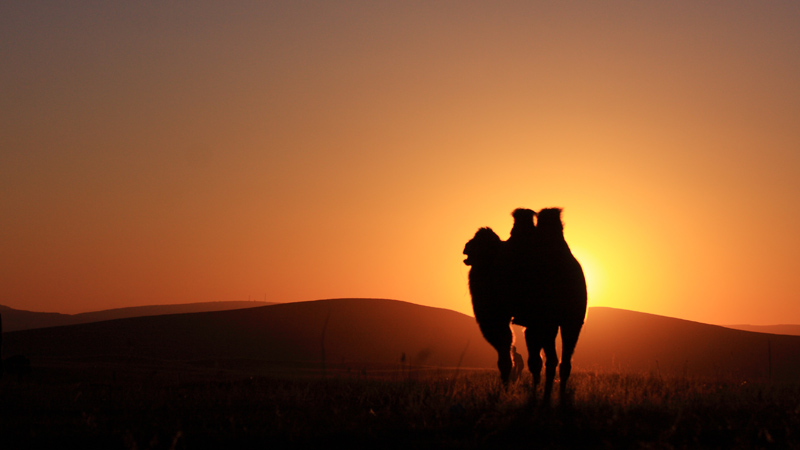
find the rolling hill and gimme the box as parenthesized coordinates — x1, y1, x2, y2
(724, 324, 800, 336)
(577, 307, 800, 381)
(2, 298, 490, 371)
(0, 301, 273, 332)
(4, 299, 800, 382)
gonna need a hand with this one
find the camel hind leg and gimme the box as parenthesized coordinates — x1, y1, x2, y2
(559, 321, 584, 396)
(525, 323, 558, 399)
(523, 327, 543, 387)
(541, 324, 559, 402)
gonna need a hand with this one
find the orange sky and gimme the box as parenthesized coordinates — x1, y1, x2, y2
(2, 2, 799, 325)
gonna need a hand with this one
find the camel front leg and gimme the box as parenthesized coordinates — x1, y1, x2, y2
(482, 320, 514, 386)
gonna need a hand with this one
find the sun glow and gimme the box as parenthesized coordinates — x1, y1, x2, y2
(571, 248, 603, 308)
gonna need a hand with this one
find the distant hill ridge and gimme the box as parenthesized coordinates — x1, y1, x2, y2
(4, 298, 490, 369)
(724, 324, 800, 336)
(0, 301, 274, 332)
(4, 300, 799, 336)
(4, 298, 800, 381)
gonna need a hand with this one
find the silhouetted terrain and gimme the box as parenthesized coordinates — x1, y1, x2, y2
(3, 299, 489, 373)
(4, 299, 800, 381)
(4, 369, 797, 449)
(578, 308, 800, 381)
(4, 299, 800, 449)
(0, 301, 273, 332)
(724, 324, 800, 336)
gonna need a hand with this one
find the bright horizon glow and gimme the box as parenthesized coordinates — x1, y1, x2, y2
(2, 1, 800, 326)
(569, 247, 603, 310)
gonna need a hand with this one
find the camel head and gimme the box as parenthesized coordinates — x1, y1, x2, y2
(537, 208, 564, 236)
(463, 227, 502, 266)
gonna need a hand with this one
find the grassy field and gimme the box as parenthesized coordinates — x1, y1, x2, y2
(2, 366, 799, 449)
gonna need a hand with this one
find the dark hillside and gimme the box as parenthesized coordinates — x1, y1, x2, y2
(577, 307, 800, 381)
(5, 300, 800, 381)
(3, 298, 496, 370)
(724, 324, 800, 336)
(0, 301, 273, 332)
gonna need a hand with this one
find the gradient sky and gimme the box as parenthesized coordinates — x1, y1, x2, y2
(2, 1, 799, 325)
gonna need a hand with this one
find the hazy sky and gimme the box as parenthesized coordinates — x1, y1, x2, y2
(2, 1, 799, 325)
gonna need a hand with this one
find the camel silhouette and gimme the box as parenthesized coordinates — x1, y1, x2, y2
(463, 226, 517, 383)
(463, 208, 587, 399)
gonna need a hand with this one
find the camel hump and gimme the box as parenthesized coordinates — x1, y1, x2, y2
(536, 208, 564, 236)
(509, 208, 536, 243)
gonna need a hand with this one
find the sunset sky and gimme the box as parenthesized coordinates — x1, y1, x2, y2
(2, 1, 799, 325)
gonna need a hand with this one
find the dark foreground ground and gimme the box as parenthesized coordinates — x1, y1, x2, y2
(2, 361, 799, 449)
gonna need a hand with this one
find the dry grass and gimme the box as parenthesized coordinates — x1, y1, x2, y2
(2, 368, 799, 449)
